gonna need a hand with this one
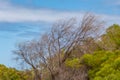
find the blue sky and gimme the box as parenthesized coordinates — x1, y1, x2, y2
(0, 0, 120, 68)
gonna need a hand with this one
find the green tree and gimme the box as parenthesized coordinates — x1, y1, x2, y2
(100, 24, 120, 50)
(81, 50, 120, 80)
(0, 64, 32, 80)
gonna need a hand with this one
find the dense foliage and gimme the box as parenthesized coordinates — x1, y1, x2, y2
(81, 50, 120, 80)
(100, 24, 120, 50)
(0, 64, 33, 80)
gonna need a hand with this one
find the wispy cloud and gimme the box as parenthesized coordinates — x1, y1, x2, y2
(0, 22, 50, 38)
(0, 8, 83, 23)
(100, 14, 120, 25)
(0, 0, 119, 25)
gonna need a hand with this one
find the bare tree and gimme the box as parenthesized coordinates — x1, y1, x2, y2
(13, 13, 104, 80)
(47, 13, 103, 80)
(13, 41, 43, 80)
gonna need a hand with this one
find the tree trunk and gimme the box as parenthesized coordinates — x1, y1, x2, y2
(50, 73, 55, 80)
(34, 69, 41, 80)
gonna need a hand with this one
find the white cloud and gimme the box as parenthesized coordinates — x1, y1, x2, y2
(0, 7, 84, 23)
(99, 14, 120, 25)
(0, 1, 84, 23)
(0, 0, 119, 26)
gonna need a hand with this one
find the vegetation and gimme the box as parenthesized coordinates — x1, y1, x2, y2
(1, 14, 120, 80)
(80, 24, 120, 80)
(0, 64, 33, 80)
(81, 50, 120, 80)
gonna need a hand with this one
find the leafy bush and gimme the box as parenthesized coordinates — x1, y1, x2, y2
(81, 50, 120, 80)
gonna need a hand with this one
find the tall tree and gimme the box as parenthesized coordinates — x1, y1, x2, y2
(13, 13, 104, 80)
